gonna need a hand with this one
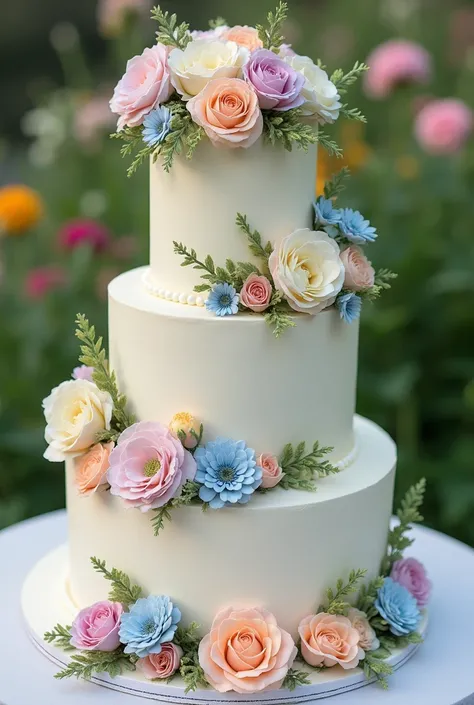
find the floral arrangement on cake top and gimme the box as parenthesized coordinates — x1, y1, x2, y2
(110, 2, 368, 174)
(44, 480, 429, 694)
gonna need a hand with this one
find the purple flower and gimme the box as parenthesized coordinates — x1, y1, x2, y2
(72, 365, 94, 382)
(391, 558, 431, 608)
(70, 600, 123, 651)
(243, 49, 305, 111)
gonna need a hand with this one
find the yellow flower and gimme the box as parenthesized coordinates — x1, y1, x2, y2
(169, 412, 201, 450)
(395, 155, 420, 181)
(316, 123, 372, 196)
(0, 185, 43, 235)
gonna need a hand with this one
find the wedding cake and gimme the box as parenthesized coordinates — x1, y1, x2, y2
(22, 4, 431, 702)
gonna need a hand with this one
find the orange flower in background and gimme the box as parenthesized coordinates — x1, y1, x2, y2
(0, 185, 43, 235)
(316, 123, 372, 196)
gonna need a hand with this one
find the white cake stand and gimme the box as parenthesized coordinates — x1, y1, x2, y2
(1, 511, 474, 705)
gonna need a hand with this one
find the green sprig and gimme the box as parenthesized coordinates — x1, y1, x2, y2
(208, 17, 227, 29)
(173, 241, 261, 293)
(110, 127, 156, 179)
(263, 109, 318, 152)
(44, 623, 74, 651)
(264, 301, 296, 338)
(54, 649, 137, 681)
(331, 61, 369, 94)
(340, 105, 367, 123)
(356, 575, 385, 619)
(90, 557, 143, 606)
(361, 269, 398, 302)
(317, 131, 343, 158)
(257, 1, 288, 53)
(151, 6, 191, 49)
(151, 480, 201, 536)
(279, 441, 339, 491)
(236, 213, 273, 265)
(362, 653, 393, 690)
(380, 479, 426, 576)
(282, 668, 311, 691)
(174, 622, 208, 692)
(325, 569, 367, 615)
(323, 167, 351, 200)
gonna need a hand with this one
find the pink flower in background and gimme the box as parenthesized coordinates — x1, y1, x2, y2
(25, 266, 67, 299)
(74, 95, 115, 146)
(258, 454, 284, 489)
(364, 40, 432, 99)
(70, 600, 123, 651)
(138, 643, 183, 680)
(72, 365, 94, 381)
(391, 558, 431, 608)
(240, 274, 272, 312)
(98, 0, 150, 37)
(58, 218, 111, 252)
(415, 99, 473, 155)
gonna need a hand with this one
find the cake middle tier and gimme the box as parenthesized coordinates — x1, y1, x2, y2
(109, 267, 359, 464)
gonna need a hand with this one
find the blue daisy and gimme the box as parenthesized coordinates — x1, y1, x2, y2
(313, 196, 342, 227)
(336, 292, 362, 323)
(339, 208, 377, 244)
(142, 106, 172, 147)
(119, 595, 181, 658)
(206, 282, 239, 317)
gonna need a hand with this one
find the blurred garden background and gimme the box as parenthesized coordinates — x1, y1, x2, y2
(0, 0, 473, 542)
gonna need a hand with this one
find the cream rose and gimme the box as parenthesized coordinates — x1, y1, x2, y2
(222, 26, 263, 52)
(75, 441, 114, 496)
(168, 39, 249, 100)
(43, 379, 113, 462)
(340, 246, 375, 291)
(298, 612, 364, 669)
(284, 54, 341, 123)
(347, 608, 380, 652)
(269, 229, 345, 314)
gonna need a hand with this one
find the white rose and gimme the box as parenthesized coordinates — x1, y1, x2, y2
(269, 229, 345, 314)
(43, 379, 113, 462)
(168, 39, 250, 100)
(347, 608, 380, 652)
(284, 54, 341, 123)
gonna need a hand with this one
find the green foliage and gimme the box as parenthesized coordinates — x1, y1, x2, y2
(282, 668, 311, 691)
(317, 131, 343, 158)
(264, 303, 296, 338)
(257, 2, 288, 53)
(235, 213, 273, 265)
(361, 270, 398, 302)
(356, 575, 385, 618)
(380, 479, 426, 575)
(324, 167, 351, 200)
(362, 653, 393, 689)
(340, 105, 367, 123)
(44, 623, 74, 651)
(208, 17, 227, 29)
(279, 441, 339, 490)
(151, 480, 201, 536)
(151, 6, 191, 49)
(90, 557, 143, 606)
(263, 109, 318, 152)
(175, 622, 208, 692)
(54, 649, 137, 681)
(324, 569, 367, 615)
(362, 631, 423, 688)
(330, 62, 369, 94)
(110, 128, 156, 179)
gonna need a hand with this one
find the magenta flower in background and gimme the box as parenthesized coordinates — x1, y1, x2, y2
(391, 557, 431, 608)
(72, 365, 94, 382)
(25, 266, 67, 300)
(415, 99, 473, 155)
(364, 40, 432, 99)
(70, 600, 124, 651)
(58, 218, 111, 252)
(243, 49, 305, 111)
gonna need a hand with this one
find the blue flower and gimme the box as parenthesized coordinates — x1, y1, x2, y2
(142, 107, 172, 147)
(195, 438, 263, 509)
(375, 577, 421, 637)
(336, 292, 362, 323)
(119, 595, 181, 658)
(313, 196, 342, 227)
(206, 282, 239, 317)
(339, 208, 377, 244)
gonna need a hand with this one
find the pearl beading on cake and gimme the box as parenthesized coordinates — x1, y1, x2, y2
(334, 442, 358, 471)
(142, 268, 207, 307)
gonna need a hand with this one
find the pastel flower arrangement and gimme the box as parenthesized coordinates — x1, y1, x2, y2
(110, 2, 369, 175)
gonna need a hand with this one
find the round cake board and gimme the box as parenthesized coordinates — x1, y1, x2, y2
(1, 511, 474, 705)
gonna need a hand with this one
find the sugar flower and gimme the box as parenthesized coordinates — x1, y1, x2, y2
(119, 595, 181, 658)
(298, 612, 364, 669)
(415, 99, 473, 155)
(364, 40, 432, 100)
(240, 274, 272, 313)
(243, 49, 305, 111)
(169, 412, 201, 450)
(284, 55, 341, 123)
(75, 441, 114, 496)
(206, 282, 239, 316)
(339, 246, 375, 291)
(313, 196, 342, 227)
(258, 453, 284, 489)
(71, 600, 123, 651)
(221, 26, 263, 53)
(336, 292, 362, 324)
(339, 208, 377, 244)
(142, 106, 172, 147)
(375, 577, 421, 636)
(391, 558, 431, 608)
(138, 642, 183, 680)
(72, 365, 94, 381)
(195, 438, 262, 509)
(347, 608, 380, 652)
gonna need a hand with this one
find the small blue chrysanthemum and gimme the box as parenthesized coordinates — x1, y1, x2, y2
(339, 208, 377, 244)
(206, 282, 239, 317)
(313, 196, 342, 227)
(195, 438, 263, 509)
(119, 595, 181, 658)
(142, 107, 172, 147)
(375, 577, 421, 637)
(336, 292, 362, 323)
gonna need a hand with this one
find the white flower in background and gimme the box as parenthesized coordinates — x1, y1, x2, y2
(347, 608, 380, 651)
(168, 40, 250, 100)
(269, 229, 345, 314)
(284, 54, 342, 123)
(43, 379, 113, 462)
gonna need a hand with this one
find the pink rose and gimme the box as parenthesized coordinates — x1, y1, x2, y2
(240, 274, 272, 313)
(75, 442, 114, 496)
(258, 453, 284, 489)
(415, 99, 473, 155)
(298, 612, 364, 669)
(199, 606, 297, 694)
(110, 44, 173, 130)
(138, 642, 183, 680)
(107, 421, 197, 512)
(364, 40, 432, 100)
(221, 26, 263, 53)
(187, 78, 263, 149)
(391, 558, 431, 608)
(339, 246, 375, 292)
(70, 600, 123, 651)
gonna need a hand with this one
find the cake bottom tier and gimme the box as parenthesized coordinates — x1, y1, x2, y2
(66, 415, 396, 638)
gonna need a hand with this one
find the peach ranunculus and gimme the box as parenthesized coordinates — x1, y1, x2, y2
(258, 454, 284, 489)
(347, 608, 380, 652)
(187, 78, 263, 149)
(75, 442, 114, 496)
(222, 26, 263, 53)
(138, 642, 183, 680)
(199, 606, 297, 693)
(240, 274, 272, 312)
(169, 412, 201, 450)
(339, 246, 375, 292)
(298, 612, 364, 669)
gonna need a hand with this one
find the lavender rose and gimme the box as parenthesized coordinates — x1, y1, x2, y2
(243, 49, 305, 111)
(391, 558, 431, 608)
(70, 600, 123, 651)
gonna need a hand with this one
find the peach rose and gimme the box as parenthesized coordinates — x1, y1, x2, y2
(75, 442, 114, 496)
(222, 26, 263, 53)
(340, 246, 375, 291)
(298, 612, 364, 669)
(199, 606, 297, 693)
(138, 642, 183, 680)
(258, 454, 284, 489)
(187, 78, 263, 149)
(240, 274, 272, 313)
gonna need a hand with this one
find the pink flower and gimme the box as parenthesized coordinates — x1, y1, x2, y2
(221, 26, 263, 53)
(258, 454, 284, 489)
(240, 274, 272, 313)
(98, 0, 150, 38)
(199, 606, 297, 694)
(74, 95, 115, 146)
(110, 44, 173, 130)
(58, 218, 111, 252)
(25, 266, 67, 300)
(187, 78, 263, 149)
(391, 558, 431, 608)
(339, 246, 375, 291)
(107, 421, 197, 512)
(364, 40, 432, 100)
(75, 442, 114, 496)
(298, 613, 364, 669)
(72, 365, 94, 381)
(415, 99, 473, 155)
(138, 642, 183, 680)
(70, 600, 123, 651)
